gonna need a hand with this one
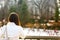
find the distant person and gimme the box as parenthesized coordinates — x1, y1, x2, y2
(0, 12, 26, 40)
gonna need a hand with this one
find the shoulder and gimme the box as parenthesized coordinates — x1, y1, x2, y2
(18, 26, 23, 29)
(17, 26, 24, 31)
(7, 22, 17, 27)
(7, 22, 15, 25)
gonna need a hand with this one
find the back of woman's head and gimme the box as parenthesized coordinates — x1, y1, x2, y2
(8, 12, 21, 26)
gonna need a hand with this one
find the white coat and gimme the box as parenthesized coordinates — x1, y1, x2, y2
(0, 22, 26, 40)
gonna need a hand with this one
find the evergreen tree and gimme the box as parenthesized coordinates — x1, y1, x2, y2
(55, 7, 59, 22)
(9, 6, 17, 13)
(9, 0, 31, 26)
(18, 0, 31, 26)
(55, 4, 59, 22)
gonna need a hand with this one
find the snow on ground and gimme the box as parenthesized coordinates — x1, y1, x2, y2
(23, 28, 60, 36)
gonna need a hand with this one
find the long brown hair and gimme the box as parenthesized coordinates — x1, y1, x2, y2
(8, 12, 21, 26)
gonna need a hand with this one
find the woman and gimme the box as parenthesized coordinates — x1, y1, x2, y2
(0, 12, 26, 40)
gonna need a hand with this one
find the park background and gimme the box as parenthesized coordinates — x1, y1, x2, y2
(0, 0, 60, 30)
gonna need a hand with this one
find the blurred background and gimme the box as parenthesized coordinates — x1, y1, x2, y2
(0, 0, 60, 30)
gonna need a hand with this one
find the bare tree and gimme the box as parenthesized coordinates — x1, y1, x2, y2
(32, 0, 50, 19)
(3, 0, 9, 18)
(31, 0, 56, 20)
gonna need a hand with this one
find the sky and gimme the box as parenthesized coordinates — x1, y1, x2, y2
(0, 0, 5, 8)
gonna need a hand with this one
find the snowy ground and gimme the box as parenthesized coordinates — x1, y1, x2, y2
(18, 28, 60, 40)
(23, 28, 60, 36)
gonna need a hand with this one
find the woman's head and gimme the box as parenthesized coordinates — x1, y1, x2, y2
(8, 12, 21, 26)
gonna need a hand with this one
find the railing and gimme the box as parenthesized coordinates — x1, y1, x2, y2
(19, 36, 60, 40)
